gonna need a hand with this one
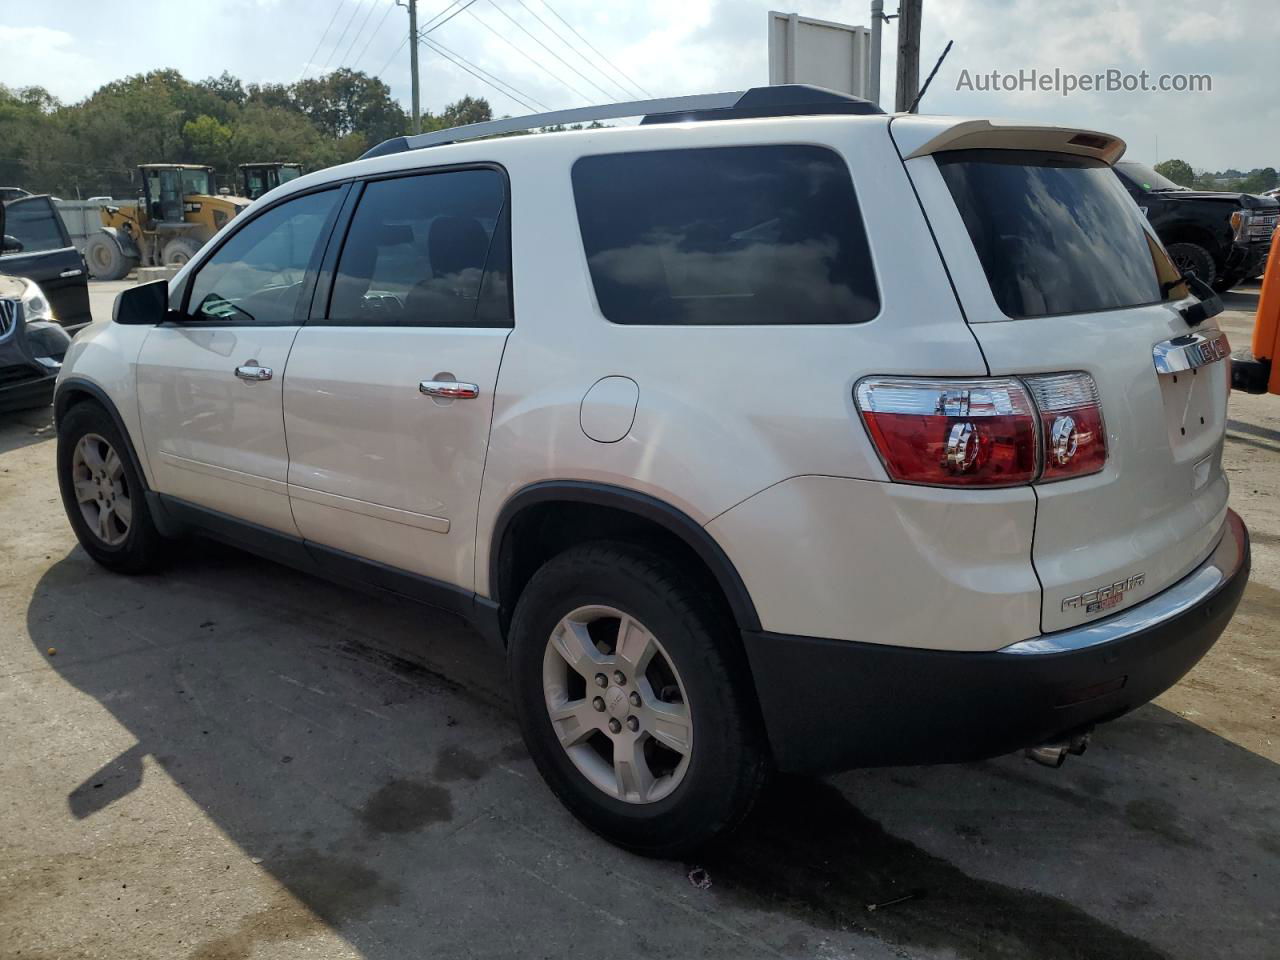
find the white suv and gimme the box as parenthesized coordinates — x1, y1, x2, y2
(53, 86, 1250, 856)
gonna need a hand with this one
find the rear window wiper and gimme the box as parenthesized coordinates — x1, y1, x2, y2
(1174, 273, 1223, 327)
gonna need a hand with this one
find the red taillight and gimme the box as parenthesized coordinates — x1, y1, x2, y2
(855, 378, 1039, 487)
(1023, 373, 1107, 481)
(855, 373, 1106, 487)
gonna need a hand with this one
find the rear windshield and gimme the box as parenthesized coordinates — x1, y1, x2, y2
(937, 149, 1181, 319)
(572, 145, 879, 325)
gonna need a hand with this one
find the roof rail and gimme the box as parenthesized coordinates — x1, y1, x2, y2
(360, 84, 883, 160)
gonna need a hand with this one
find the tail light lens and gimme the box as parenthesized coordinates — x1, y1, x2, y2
(855, 378, 1039, 487)
(854, 373, 1106, 487)
(1023, 373, 1107, 481)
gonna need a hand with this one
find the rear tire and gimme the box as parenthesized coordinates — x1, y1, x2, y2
(84, 233, 135, 281)
(1166, 242, 1217, 288)
(161, 237, 202, 268)
(56, 402, 166, 573)
(508, 541, 768, 857)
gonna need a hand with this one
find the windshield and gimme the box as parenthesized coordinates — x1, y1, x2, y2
(938, 149, 1185, 319)
(180, 168, 215, 196)
(1115, 161, 1188, 193)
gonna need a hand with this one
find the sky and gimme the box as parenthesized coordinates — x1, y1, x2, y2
(2, 0, 1277, 171)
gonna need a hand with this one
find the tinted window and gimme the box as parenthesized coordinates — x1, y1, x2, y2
(328, 168, 509, 327)
(937, 150, 1178, 318)
(4, 197, 66, 254)
(186, 188, 339, 324)
(572, 146, 879, 325)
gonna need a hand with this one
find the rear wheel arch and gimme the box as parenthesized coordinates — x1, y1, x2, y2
(488, 482, 762, 641)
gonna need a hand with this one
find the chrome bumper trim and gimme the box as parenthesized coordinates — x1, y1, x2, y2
(999, 509, 1247, 656)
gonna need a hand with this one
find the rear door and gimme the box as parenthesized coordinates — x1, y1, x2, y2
(282, 166, 512, 590)
(0, 196, 90, 327)
(898, 126, 1231, 633)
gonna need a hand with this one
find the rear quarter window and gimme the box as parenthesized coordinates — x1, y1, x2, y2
(936, 149, 1179, 319)
(571, 145, 879, 325)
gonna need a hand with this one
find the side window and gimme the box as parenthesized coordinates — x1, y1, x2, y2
(185, 188, 340, 324)
(3, 197, 68, 254)
(572, 145, 880, 326)
(327, 168, 510, 327)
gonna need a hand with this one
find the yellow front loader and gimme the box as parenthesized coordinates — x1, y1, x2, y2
(84, 164, 249, 280)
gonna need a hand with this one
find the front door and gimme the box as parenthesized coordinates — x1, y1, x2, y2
(283, 167, 512, 589)
(0, 195, 90, 327)
(136, 186, 344, 534)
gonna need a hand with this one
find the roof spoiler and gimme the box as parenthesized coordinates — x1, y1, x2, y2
(892, 118, 1127, 165)
(360, 85, 884, 160)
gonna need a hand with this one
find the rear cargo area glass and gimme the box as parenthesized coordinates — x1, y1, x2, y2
(936, 149, 1172, 319)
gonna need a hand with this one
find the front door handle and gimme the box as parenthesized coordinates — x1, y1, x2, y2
(419, 379, 479, 399)
(235, 359, 273, 381)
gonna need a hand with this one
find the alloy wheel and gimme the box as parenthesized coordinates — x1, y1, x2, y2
(542, 605, 693, 804)
(71, 433, 132, 546)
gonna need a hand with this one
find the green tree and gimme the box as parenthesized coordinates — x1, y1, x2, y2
(182, 114, 234, 170)
(1154, 158, 1196, 188)
(289, 68, 408, 141)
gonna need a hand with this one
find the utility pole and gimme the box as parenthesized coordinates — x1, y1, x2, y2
(894, 0, 922, 113)
(408, 0, 421, 134)
(868, 0, 884, 105)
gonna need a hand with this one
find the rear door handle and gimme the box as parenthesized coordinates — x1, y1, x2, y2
(235, 359, 273, 381)
(419, 379, 479, 399)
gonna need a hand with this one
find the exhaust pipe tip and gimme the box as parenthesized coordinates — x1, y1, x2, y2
(1025, 743, 1068, 768)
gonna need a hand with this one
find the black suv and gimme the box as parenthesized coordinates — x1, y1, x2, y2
(1, 194, 91, 329)
(1114, 161, 1278, 292)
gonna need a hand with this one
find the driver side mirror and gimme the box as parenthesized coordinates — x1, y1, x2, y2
(113, 279, 170, 325)
(1, 234, 22, 254)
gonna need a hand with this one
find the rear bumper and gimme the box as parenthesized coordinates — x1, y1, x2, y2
(743, 510, 1250, 775)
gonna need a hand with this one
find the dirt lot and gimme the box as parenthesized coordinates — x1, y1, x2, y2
(0, 282, 1276, 960)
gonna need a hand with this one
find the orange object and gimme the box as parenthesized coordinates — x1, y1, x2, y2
(1253, 227, 1280, 394)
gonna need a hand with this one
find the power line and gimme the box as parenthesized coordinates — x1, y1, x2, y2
(464, 4, 591, 105)
(423, 35, 549, 110)
(321, 0, 366, 72)
(420, 36, 538, 112)
(508, 0, 629, 101)
(484, 0, 616, 102)
(338, 0, 383, 69)
(538, 0, 651, 98)
(351, 0, 398, 71)
(376, 33, 411, 78)
(422, 0, 482, 35)
(299, 0, 348, 80)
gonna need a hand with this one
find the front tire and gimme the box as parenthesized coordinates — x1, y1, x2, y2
(161, 237, 202, 268)
(84, 233, 136, 281)
(1166, 242, 1217, 288)
(56, 402, 166, 573)
(508, 542, 768, 857)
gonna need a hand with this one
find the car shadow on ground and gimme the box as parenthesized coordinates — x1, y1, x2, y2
(25, 543, 1280, 960)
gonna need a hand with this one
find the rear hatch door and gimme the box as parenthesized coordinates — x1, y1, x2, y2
(894, 119, 1231, 633)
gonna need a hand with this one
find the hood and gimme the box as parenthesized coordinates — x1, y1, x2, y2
(1156, 189, 1280, 209)
(0, 273, 31, 301)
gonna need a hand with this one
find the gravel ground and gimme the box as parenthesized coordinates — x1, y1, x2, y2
(0, 280, 1275, 960)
